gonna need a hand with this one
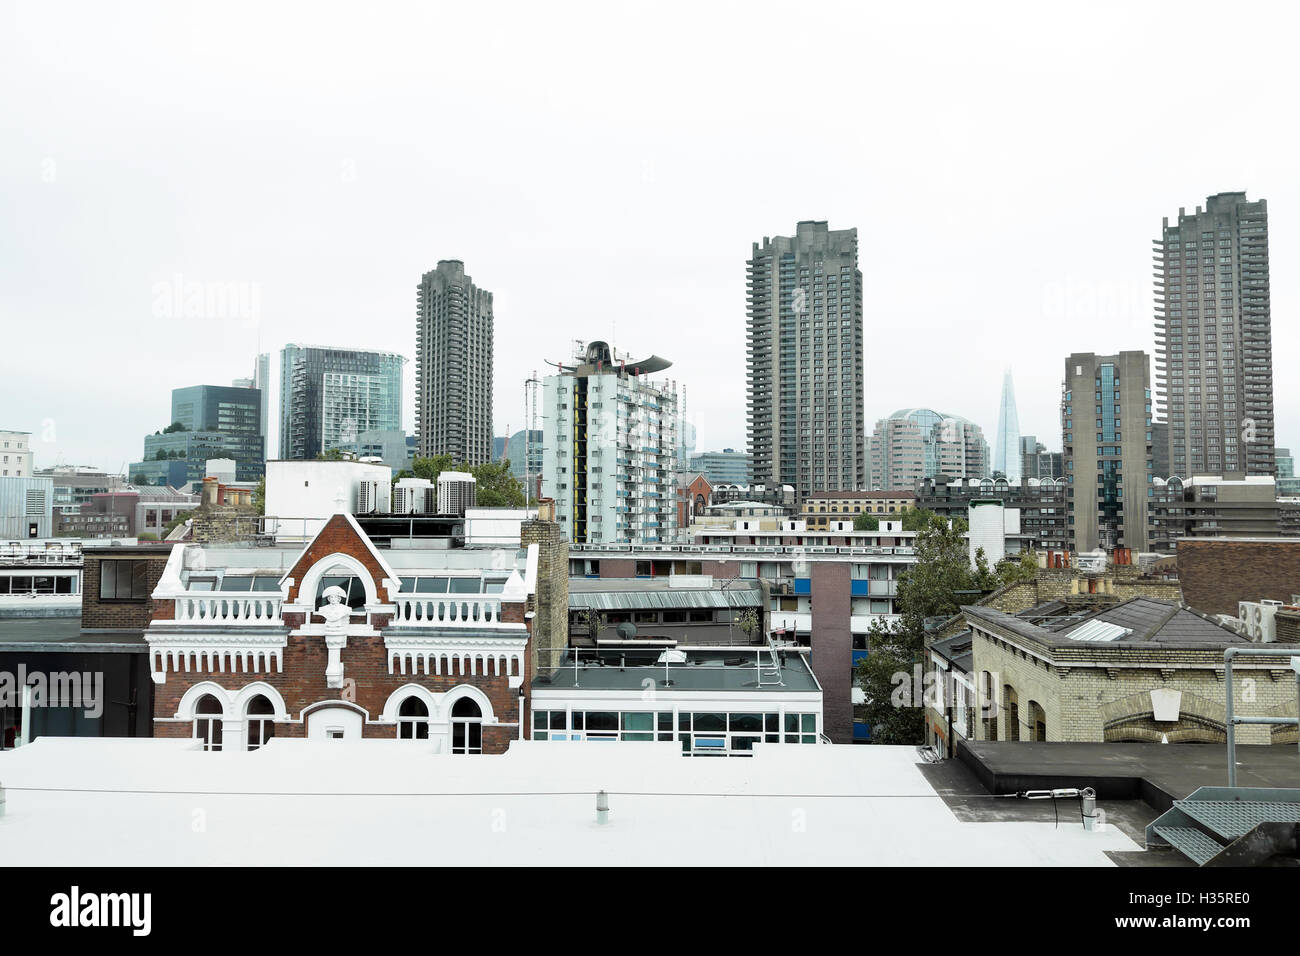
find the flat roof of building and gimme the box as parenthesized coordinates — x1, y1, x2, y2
(0, 616, 146, 653)
(0, 737, 1140, 865)
(959, 739, 1300, 806)
(536, 647, 820, 693)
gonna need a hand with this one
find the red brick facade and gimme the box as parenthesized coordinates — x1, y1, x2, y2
(149, 515, 534, 754)
(81, 545, 175, 630)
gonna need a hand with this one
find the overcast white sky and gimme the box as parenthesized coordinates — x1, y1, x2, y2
(3, 1, 1297, 473)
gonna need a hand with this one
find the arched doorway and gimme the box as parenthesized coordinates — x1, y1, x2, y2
(450, 697, 483, 754)
(246, 695, 276, 751)
(1002, 685, 1019, 742)
(195, 694, 223, 751)
(398, 696, 430, 739)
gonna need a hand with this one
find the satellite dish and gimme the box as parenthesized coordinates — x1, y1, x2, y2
(616, 622, 637, 640)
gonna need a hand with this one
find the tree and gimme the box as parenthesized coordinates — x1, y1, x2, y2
(578, 608, 604, 640)
(853, 512, 879, 531)
(162, 421, 186, 434)
(316, 448, 350, 461)
(253, 476, 266, 516)
(735, 608, 761, 642)
(393, 455, 525, 508)
(897, 506, 934, 532)
(994, 550, 1037, 586)
(854, 619, 926, 744)
(131, 472, 150, 485)
(471, 459, 525, 507)
(972, 547, 1000, 592)
(853, 511, 980, 745)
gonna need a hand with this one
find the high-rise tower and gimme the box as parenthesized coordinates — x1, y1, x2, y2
(1062, 351, 1153, 552)
(416, 260, 494, 465)
(994, 369, 1022, 482)
(1154, 193, 1275, 476)
(746, 221, 864, 502)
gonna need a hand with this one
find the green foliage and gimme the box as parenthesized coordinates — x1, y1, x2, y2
(578, 608, 604, 639)
(253, 476, 266, 516)
(973, 547, 1000, 592)
(397, 455, 525, 508)
(853, 512, 879, 531)
(855, 513, 984, 745)
(994, 550, 1037, 586)
(472, 458, 525, 507)
(131, 472, 150, 485)
(316, 448, 349, 461)
(854, 619, 926, 745)
(895, 512, 977, 631)
(162, 421, 186, 434)
(735, 608, 761, 640)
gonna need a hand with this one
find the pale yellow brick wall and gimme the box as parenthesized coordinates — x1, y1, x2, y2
(969, 627, 1298, 745)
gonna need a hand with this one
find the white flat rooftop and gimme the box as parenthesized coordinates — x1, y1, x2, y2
(0, 738, 1137, 866)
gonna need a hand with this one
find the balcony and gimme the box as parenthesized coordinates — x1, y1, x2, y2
(392, 594, 506, 626)
(164, 593, 284, 626)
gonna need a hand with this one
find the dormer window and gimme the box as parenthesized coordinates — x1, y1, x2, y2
(316, 573, 367, 610)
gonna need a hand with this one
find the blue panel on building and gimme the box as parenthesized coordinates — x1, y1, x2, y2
(850, 579, 870, 596)
(852, 649, 869, 667)
(853, 721, 871, 741)
(793, 578, 811, 595)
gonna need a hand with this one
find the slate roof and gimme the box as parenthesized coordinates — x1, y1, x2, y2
(963, 597, 1257, 648)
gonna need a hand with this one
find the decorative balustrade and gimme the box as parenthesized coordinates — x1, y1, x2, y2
(392, 595, 505, 627)
(169, 592, 284, 625)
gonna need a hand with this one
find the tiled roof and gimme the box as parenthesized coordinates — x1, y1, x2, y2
(965, 597, 1254, 647)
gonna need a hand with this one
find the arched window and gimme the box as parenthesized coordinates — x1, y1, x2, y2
(246, 695, 275, 751)
(398, 696, 430, 739)
(451, 697, 483, 754)
(194, 694, 223, 751)
(315, 570, 368, 610)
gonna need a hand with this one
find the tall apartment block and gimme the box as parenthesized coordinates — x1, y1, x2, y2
(415, 260, 494, 465)
(867, 409, 987, 490)
(541, 341, 677, 545)
(747, 221, 864, 502)
(1154, 192, 1274, 477)
(1062, 352, 1154, 552)
(279, 345, 405, 460)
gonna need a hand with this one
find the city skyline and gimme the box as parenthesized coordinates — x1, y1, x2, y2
(5, 5, 1300, 480)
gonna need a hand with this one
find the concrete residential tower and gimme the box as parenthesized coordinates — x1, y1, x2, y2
(416, 260, 494, 465)
(1062, 351, 1153, 553)
(541, 341, 677, 545)
(747, 221, 864, 502)
(1154, 193, 1275, 477)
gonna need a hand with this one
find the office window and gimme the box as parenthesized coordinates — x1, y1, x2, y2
(99, 560, 150, 601)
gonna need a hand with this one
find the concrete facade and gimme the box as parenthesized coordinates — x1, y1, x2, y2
(1062, 351, 1153, 552)
(747, 221, 864, 501)
(1154, 192, 1275, 477)
(415, 260, 494, 466)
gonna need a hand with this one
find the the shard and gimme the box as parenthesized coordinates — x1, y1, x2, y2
(994, 369, 1021, 482)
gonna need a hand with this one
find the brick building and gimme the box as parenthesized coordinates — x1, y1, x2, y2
(145, 509, 541, 754)
(921, 557, 1299, 756)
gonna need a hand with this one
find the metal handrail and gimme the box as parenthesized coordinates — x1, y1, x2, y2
(1224, 645, 1300, 786)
